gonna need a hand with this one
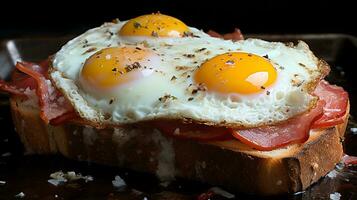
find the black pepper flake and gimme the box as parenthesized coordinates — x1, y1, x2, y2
(106, 30, 114, 36)
(135, 47, 142, 50)
(133, 22, 142, 29)
(112, 68, 117, 72)
(159, 94, 177, 102)
(176, 66, 190, 70)
(263, 54, 269, 59)
(279, 66, 285, 70)
(225, 60, 235, 65)
(82, 47, 97, 55)
(151, 31, 159, 37)
(187, 75, 191, 78)
(188, 97, 194, 101)
(298, 63, 306, 67)
(266, 91, 270, 95)
(171, 76, 177, 81)
(285, 42, 294, 47)
(190, 83, 207, 94)
(183, 54, 195, 58)
(248, 53, 253, 57)
(183, 31, 193, 37)
(261, 86, 266, 89)
(195, 48, 207, 53)
(109, 99, 114, 104)
(124, 62, 142, 72)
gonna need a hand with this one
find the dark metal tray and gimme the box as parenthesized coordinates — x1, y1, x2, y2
(0, 34, 356, 200)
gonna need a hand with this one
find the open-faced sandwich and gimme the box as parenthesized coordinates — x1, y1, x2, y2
(0, 13, 349, 195)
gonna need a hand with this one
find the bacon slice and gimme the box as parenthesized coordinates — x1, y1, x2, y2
(312, 80, 349, 129)
(0, 80, 27, 96)
(342, 154, 357, 165)
(231, 101, 325, 151)
(0, 61, 75, 124)
(207, 28, 244, 41)
(15, 62, 74, 123)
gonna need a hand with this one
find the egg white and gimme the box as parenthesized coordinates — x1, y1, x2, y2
(50, 20, 327, 128)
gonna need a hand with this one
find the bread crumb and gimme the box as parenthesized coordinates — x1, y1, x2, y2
(209, 187, 235, 199)
(327, 169, 338, 178)
(15, 192, 25, 198)
(112, 175, 126, 190)
(330, 192, 341, 200)
(48, 171, 93, 186)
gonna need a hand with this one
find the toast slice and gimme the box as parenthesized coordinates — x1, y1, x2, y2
(10, 95, 349, 195)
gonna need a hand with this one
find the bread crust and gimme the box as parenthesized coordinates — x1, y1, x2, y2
(9, 96, 349, 195)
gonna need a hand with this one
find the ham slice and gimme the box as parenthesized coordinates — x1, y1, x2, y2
(207, 28, 244, 41)
(232, 100, 325, 151)
(15, 62, 74, 123)
(0, 61, 75, 124)
(312, 80, 349, 129)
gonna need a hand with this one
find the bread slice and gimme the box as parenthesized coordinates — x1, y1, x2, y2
(10, 95, 349, 195)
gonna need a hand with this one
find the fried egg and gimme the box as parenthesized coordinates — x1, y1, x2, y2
(50, 13, 327, 128)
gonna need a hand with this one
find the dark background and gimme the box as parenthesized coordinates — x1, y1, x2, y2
(0, 0, 355, 39)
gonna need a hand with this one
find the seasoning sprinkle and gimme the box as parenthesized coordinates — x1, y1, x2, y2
(159, 94, 177, 102)
(124, 62, 142, 72)
(188, 97, 194, 101)
(82, 47, 97, 55)
(195, 48, 207, 53)
(298, 63, 306, 67)
(151, 31, 159, 37)
(133, 22, 142, 29)
(225, 60, 235, 65)
(183, 54, 195, 58)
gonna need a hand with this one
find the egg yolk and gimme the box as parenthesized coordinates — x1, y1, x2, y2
(119, 13, 189, 37)
(194, 52, 277, 94)
(80, 47, 156, 90)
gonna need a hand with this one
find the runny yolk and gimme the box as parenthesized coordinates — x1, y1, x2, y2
(194, 52, 277, 94)
(80, 47, 156, 90)
(119, 13, 189, 37)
